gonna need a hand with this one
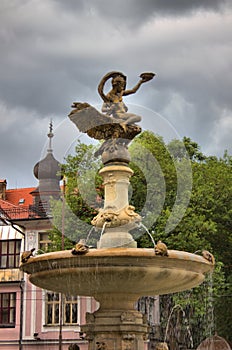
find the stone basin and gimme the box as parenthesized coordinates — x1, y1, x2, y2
(21, 248, 214, 349)
(21, 248, 213, 309)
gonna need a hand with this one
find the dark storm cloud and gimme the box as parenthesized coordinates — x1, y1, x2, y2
(0, 0, 231, 187)
(56, 0, 231, 24)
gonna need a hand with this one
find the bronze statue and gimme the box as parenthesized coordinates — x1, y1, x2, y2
(69, 71, 155, 163)
(98, 71, 155, 130)
(69, 71, 155, 136)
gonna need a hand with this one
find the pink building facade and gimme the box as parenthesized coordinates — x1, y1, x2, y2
(0, 223, 98, 350)
(0, 131, 99, 349)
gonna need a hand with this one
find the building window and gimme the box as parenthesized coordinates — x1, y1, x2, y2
(39, 232, 51, 252)
(0, 240, 21, 268)
(64, 295, 78, 324)
(0, 293, 16, 327)
(45, 292, 78, 325)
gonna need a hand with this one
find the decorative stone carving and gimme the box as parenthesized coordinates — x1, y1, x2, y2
(91, 205, 141, 229)
(122, 334, 136, 350)
(122, 343, 133, 350)
(121, 312, 136, 323)
(155, 342, 169, 350)
(96, 341, 108, 350)
(71, 239, 89, 255)
(202, 250, 215, 264)
(103, 172, 117, 185)
(27, 231, 37, 251)
(96, 138, 131, 165)
(154, 241, 168, 256)
(122, 334, 136, 341)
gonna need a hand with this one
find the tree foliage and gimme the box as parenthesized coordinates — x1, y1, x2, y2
(48, 140, 103, 250)
(129, 131, 232, 345)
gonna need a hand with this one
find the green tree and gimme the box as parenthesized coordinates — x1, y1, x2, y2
(129, 131, 231, 345)
(159, 262, 226, 348)
(48, 140, 103, 250)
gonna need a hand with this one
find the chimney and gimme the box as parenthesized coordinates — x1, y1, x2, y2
(0, 179, 7, 200)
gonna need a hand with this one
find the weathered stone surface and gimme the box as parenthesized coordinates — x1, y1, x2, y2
(21, 248, 214, 349)
(91, 165, 141, 240)
(21, 248, 214, 297)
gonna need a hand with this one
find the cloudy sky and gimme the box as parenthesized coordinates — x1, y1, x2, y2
(0, 0, 231, 189)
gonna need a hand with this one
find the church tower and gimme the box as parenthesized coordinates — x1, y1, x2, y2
(30, 121, 63, 216)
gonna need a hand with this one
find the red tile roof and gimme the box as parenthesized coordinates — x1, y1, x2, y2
(5, 187, 35, 207)
(0, 199, 19, 211)
(0, 187, 36, 220)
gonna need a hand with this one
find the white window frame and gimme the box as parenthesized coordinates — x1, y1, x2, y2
(44, 291, 79, 326)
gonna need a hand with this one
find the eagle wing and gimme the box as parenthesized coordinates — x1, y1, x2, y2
(69, 103, 141, 140)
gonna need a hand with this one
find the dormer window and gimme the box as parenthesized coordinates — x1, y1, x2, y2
(18, 198, 25, 205)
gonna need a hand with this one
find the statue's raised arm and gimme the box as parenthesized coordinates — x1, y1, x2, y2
(69, 71, 155, 154)
(123, 72, 155, 96)
(97, 71, 155, 127)
(98, 71, 155, 103)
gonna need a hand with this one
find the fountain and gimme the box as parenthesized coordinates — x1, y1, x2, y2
(20, 71, 214, 349)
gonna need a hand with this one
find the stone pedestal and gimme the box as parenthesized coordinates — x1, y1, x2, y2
(97, 227, 137, 248)
(91, 165, 141, 248)
(100, 165, 133, 209)
(81, 294, 148, 350)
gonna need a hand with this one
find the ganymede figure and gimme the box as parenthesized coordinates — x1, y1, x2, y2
(98, 71, 155, 130)
(68, 71, 155, 161)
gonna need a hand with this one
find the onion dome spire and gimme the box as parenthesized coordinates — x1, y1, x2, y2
(47, 119, 54, 153)
(31, 121, 63, 215)
(33, 121, 62, 181)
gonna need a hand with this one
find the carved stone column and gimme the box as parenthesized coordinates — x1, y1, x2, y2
(81, 293, 148, 350)
(91, 165, 141, 248)
(100, 165, 133, 209)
